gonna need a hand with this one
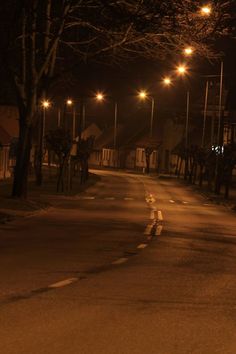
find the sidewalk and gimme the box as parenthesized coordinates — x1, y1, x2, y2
(158, 173, 236, 211)
(0, 168, 100, 223)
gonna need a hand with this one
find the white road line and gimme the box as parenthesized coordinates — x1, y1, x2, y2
(112, 258, 128, 265)
(145, 194, 156, 203)
(81, 196, 95, 200)
(104, 197, 115, 200)
(137, 243, 148, 249)
(150, 209, 157, 220)
(169, 200, 175, 203)
(48, 278, 78, 289)
(155, 225, 163, 236)
(124, 197, 134, 201)
(144, 224, 153, 235)
(158, 210, 163, 222)
(182, 201, 188, 204)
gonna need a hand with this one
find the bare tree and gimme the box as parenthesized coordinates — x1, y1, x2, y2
(2, 0, 234, 198)
(45, 128, 72, 192)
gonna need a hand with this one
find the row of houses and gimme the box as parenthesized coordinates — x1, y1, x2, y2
(0, 106, 19, 179)
(81, 123, 161, 171)
(0, 102, 235, 180)
(0, 106, 162, 180)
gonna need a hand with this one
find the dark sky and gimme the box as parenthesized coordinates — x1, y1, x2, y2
(48, 36, 236, 131)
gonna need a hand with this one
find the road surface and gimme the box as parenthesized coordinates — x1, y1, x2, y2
(0, 170, 236, 354)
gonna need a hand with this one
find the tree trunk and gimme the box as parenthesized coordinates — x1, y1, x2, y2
(184, 156, 188, 180)
(57, 162, 65, 192)
(199, 165, 204, 187)
(145, 156, 150, 174)
(12, 123, 32, 198)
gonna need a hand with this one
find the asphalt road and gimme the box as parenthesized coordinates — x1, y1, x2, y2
(0, 170, 236, 354)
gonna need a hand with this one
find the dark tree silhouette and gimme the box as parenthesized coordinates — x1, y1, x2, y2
(45, 128, 72, 192)
(1, 0, 234, 197)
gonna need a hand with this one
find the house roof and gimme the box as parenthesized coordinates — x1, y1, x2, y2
(81, 123, 102, 140)
(93, 121, 162, 150)
(93, 124, 124, 149)
(0, 106, 19, 138)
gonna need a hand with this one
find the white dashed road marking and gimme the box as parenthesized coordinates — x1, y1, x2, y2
(169, 200, 175, 203)
(144, 224, 153, 235)
(158, 210, 163, 222)
(150, 209, 157, 220)
(155, 225, 163, 236)
(137, 243, 148, 249)
(81, 196, 95, 200)
(112, 258, 128, 265)
(48, 278, 78, 289)
(104, 197, 115, 200)
(124, 197, 134, 201)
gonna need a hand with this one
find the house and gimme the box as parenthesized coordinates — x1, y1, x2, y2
(81, 123, 102, 140)
(88, 121, 161, 172)
(89, 124, 123, 168)
(0, 106, 19, 179)
(120, 127, 161, 172)
(0, 126, 12, 179)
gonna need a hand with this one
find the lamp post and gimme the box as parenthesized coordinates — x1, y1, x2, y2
(96, 93, 118, 149)
(42, 100, 50, 140)
(138, 90, 155, 139)
(201, 80, 209, 148)
(65, 99, 77, 139)
(176, 64, 189, 149)
(36, 99, 51, 186)
(214, 61, 224, 193)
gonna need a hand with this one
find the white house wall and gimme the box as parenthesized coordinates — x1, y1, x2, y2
(135, 148, 158, 169)
(0, 147, 11, 179)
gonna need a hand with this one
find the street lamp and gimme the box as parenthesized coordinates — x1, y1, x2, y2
(96, 93, 105, 101)
(200, 5, 212, 16)
(65, 98, 76, 139)
(41, 100, 51, 138)
(176, 64, 188, 76)
(183, 47, 194, 57)
(95, 93, 118, 149)
(138, 90, 155, 138)
(163, 77, 172, 86)
(174, 67, 190, 152)
(66, 99, 73, 106)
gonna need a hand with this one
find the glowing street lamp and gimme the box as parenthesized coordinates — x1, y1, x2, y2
(96, 93, 105, 101)
(183, 47, 194, 57)
(163, 77, 172, 86)
(42, 100, 51, 109)
(200, 5, 211, 16)
(66, 99, 73, 106)
(138, 90, 148, 100)
(176, 64, 187, 75)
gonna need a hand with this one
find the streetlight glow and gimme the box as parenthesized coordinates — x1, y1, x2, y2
(138, 90, 148, 100)
(176, 65, 187, 75)
(163, 77, 172, 86)
(184, 47, 194, 56)
(66, 99, 73, 105)
(42, 100, 50, 109)
(96, 93, 104, 101)
(200, 5, 211, 16)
